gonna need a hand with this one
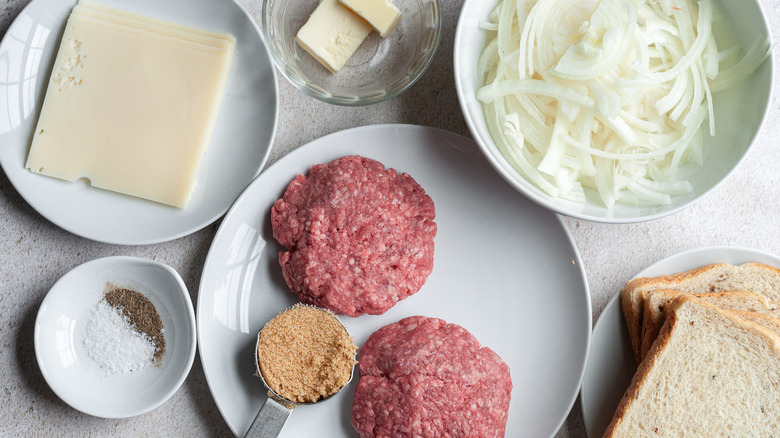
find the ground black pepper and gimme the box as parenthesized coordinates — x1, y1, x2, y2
(105, 287, 166, 363)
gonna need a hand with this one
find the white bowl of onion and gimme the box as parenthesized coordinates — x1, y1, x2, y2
(454, 0, 772, 223)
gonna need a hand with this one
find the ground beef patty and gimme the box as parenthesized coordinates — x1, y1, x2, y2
(271, 156, 436, 317)
(352, 316, 512, 438)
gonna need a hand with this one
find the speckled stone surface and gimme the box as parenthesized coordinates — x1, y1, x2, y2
(1, 0, 778, 436)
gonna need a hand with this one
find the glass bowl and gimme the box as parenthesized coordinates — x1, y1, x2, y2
(34, 256, 196, 418)
(261, 0, 441, 105)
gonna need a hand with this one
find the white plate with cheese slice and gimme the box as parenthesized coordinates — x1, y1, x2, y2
(0, 0, 278, 244)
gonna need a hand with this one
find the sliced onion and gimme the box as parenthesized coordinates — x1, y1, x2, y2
(477, 0, 770, 207)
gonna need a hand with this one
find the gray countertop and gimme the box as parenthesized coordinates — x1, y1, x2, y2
(1, 0, 779, 436)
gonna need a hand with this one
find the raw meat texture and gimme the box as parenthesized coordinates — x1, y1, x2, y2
(271, 155, 436, 317)
(352, 316, 512, 437)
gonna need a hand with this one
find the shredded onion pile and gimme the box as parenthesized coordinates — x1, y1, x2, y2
(477, 0, 770, 207)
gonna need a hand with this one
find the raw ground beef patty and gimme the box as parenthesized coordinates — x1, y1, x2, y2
(352, 316, 512, 438)
(271, 156, 436, 317)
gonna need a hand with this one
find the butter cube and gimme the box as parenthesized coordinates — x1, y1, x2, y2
(25, 1, 234, 208)
(339, 0, 401, 38)
(295, 0, 372, 73)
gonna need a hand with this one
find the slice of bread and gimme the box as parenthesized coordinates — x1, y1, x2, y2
(734, 309, 780, 335)
(639, 289, 780, 361)
(620, 262, 780, 362)
(605, 296, 780, 437)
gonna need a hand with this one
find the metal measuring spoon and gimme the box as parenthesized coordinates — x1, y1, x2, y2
(243, 305, 357, 438)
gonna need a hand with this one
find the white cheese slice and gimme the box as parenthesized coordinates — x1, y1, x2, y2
(339, 0, 401, 38)
(73, 1, 234, 50)
(25, 1, 234, 208)
(295, 0, 372, 73)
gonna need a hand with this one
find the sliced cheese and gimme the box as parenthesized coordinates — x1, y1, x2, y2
(339, 0, 401, 38)
(73, 1, 234, 50)
(25, 1, 234, 208)
(295, 0, 372, 73)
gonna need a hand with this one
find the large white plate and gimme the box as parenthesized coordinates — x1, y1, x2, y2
(581, 246, 780, 437)
(197, 124, 591, 437)
(0, 0, 278, 245)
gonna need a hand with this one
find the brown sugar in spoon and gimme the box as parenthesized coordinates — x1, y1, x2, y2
(243, 304, 357, 438)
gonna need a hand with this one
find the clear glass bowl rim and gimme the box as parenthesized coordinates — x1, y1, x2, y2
(260, 0, 443, 106)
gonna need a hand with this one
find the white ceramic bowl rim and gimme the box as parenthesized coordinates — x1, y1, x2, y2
(453, 0, 775, 223)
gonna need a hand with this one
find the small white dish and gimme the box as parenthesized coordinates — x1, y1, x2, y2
(34, 256, 196, 418)
(197, 125, 591, 437)
(0, 0, 278, 244)
(581, 246, 780, 437)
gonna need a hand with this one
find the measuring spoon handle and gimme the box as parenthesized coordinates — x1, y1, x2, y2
(243, 397, 293, 438)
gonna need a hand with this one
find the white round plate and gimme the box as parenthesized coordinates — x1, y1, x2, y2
(197, 124, 591, 437)
(0, 0, 278, 245)
(581, 246, 780, 437)
(34, 256, 197, 418)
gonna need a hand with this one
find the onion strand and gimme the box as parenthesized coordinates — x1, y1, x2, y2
(477, 0, 770, 207)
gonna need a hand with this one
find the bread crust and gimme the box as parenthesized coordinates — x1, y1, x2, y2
(605, 296, 780, 437)
(620, 264, 724, 362)
(620, 262, 780, 363)
(638, 289, 778, 361)
(605, 295, 681, 437)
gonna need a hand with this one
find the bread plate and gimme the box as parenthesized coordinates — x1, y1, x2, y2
(0, 0, 278, 244)
(197, 124, 591, 437)
(581, 246, 780, 437)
